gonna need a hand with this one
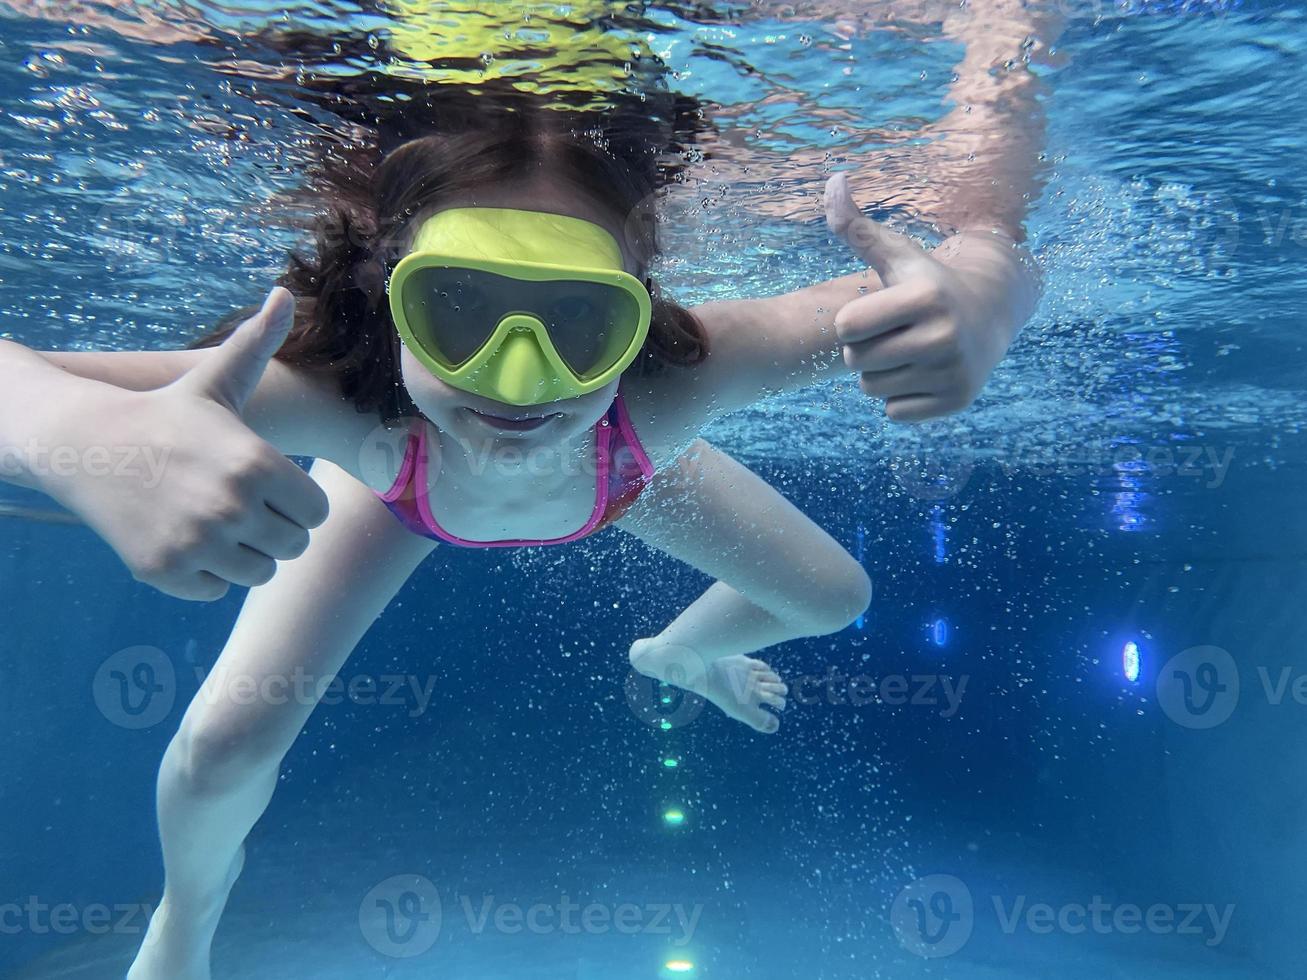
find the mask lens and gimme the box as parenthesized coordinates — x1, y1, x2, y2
(399, 266, 498, 367)
(540, 281, 642, 380)
(399, 265, 642, 378)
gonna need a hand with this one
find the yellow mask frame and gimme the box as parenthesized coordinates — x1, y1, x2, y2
(388, 207, 652, 406)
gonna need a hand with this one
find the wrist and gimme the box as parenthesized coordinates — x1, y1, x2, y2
(934, 230, 1041, 339)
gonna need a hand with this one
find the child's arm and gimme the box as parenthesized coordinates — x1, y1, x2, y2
(682, 183, 1041, 423)
(31, 326, 373, 463)
(0, 289, 369, 599)
(648, 0, 1054, 432)
(618, 439, 871, 734)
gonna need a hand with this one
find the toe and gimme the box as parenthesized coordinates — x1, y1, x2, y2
(760, 690, 787, 711)
(741, 706, 781, 734)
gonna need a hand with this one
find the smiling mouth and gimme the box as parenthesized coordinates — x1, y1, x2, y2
(465, 407, 560, 431)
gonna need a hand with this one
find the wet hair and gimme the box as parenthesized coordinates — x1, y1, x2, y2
(192, 85, 713, 423)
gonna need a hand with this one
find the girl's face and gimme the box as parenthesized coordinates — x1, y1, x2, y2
(397, 176, 639, 449)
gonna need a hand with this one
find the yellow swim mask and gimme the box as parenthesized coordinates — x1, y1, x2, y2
(388, 208, 652, 406)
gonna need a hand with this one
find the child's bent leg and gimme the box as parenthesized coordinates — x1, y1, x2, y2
(129, 460, 435, 980)
(619, 441, 871, 733)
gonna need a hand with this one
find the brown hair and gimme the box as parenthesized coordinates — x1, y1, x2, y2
(193, 87, 712, 424)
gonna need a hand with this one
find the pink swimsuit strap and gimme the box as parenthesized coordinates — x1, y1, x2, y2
(377, 393, 655, 548)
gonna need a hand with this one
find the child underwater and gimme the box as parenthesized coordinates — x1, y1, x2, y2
(0, 2, 1055, 976)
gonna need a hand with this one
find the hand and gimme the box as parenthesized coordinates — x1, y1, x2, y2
(823, 172, 1038, 423)
(43, 288, 329, 600)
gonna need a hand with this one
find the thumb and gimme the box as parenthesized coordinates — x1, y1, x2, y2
(180, 287, 295, 415)
(824, 172, 927, 286)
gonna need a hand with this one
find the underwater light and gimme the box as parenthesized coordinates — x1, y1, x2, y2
(662, 959, 696, 975)
(1123, 640, 1141, 683)
(930, 504, 948, 564)
(662, 757, 679, 768)
(662, 808, 686, 827)
(659, 720, 673, 731)
(929, 616, 950, 647)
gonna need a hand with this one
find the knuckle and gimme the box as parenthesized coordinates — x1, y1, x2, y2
(130, 554, 169, 583)
(207, 492, 248, 526)
(249, 560, 278, 587)
(223, 443, 277, 485)
(917, 279, 946, 308)
(285, 530, 312, 559)
(886, 402, 920, 424)
(169, 516, 219, 556)
(305, 487, 331, 528)
(200, 583, 231, 602)
(189, 578, 230, 602)
(934, 322, 962, 355)
(834, 313, 858, 344)
(131, 540, 190, 581)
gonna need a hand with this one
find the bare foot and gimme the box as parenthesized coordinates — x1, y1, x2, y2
(629, 639, 788, 733)
(127, 845, 245, 980)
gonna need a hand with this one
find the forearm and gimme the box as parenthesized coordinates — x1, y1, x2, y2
(932, 229, 1042, 345)
(0, 340, 101, 491)
(925, 0, 1062, 240)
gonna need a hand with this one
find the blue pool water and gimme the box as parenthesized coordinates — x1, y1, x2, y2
(3, 1, 1307, 978)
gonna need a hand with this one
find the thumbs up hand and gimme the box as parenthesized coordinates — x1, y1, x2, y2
(824, 173, 1037, 423)
(44, 288, 329, 600)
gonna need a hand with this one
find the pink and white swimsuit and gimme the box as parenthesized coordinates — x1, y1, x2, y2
(376, 392, 655, 548)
